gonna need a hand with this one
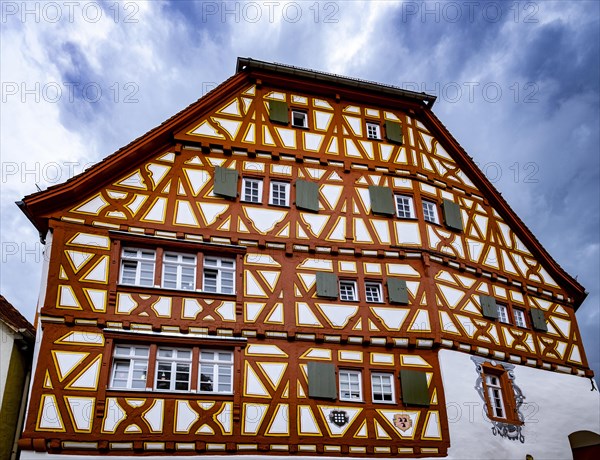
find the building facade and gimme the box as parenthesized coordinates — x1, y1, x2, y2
(0, 295, 35, 460)
(17, 58, 599, 459)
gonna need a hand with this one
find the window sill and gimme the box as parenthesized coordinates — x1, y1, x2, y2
(197, 391, 234, 396)
(117, 284, 236, 297)
(487, 415, 523, 426)
(107, 387, 234, 396)
(107, 387, 150, 393)
(373, 400, 397, 405)
(339, 399, 365, 403)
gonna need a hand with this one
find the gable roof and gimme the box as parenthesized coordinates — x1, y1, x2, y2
(17, 58, 586, 309)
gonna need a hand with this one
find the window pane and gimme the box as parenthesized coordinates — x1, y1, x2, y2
(134, 347, 149, 357)
(203, 270, 217, 292)
(201, 351, 216, 361)
(339, 281, 357, 301)
(396, 195, 414, 218)
(218, 352, 232, 362)
(422, 201, 438, 223)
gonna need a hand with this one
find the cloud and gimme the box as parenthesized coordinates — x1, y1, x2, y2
(1, 0, 598, 379)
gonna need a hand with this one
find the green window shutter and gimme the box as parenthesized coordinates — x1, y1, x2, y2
(369, 185, 395, 216)
(400, 369, 429, 406)
(269, 100, 289, 124)
(316, 272, 338, 298)
(385, 120, 403, 144)
(307, 361, 337, 399)
(388, 278, 409, 304)
(442, 199, 464, 232)
(530, 308, 548, 332)
(296, 179, 319, 212)
(480, 295, 498, 320)
(213, 166, 238, 199)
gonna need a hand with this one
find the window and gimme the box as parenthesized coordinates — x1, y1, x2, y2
(155, 348, 192, 391)
(339, 370, 362, 401)
(395, 195, 415, 219)
(120, 247, 236, 294)
(366, 122, 381, 140)
(110, 345, 149, 389)
(422, 200, 439, 224)
(199, 350, 233, 393)
(110, 345, 235, 394)
(339, 280, 358, 301)
(514, 309, 527, 328)
(473, 358, 523, 428)
(270, 181, 290, 207)
(242, 178, 263, 203)
(484, 374, 506, 419)
(372, 372, 395, 402)
(292, 110, 308, 128)
(203, 257, 235, 294)
(365, 282, 383, 303)
(497, 304, 510, 324)
(162, 252, 196, 291)
(120, 248, 155, 287)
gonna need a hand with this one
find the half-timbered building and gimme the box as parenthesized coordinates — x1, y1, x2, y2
(17, 58, 599, 459)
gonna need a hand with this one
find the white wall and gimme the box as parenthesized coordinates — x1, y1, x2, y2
(0, 322, 17, 409)
(439, 349, 600, 459)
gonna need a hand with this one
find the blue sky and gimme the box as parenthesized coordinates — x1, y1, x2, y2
(1, 1, 598, 378)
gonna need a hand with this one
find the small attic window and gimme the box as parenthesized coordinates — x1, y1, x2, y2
(292, 110, 308, 128)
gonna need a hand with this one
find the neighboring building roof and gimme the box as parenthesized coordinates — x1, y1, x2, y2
(16, 57, 586, 309)
(0, 295, 35, 339)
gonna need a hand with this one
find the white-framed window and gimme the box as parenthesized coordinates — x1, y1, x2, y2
(339, 369, 362, 401)
(203, 257, 236, 294)
(199, 350, 234, 393)
(514, 309, 527, 328)
(366, 122, 381, 140)
(497, 304, 510, 324)
(422, 200, 439, 224)
(339, 280, 358, 301)
(485, 374, 506, 419)
(120, 248, 155, 287)
(162, 252, 196, 291)
(365, 282, 383, 303)
(242, 177, 263, 203)
(110, 345, 149, 389)
(155, 348, 192, 391)
(395, 195, 415, 219)
(291, 110, 308, 128)
(270, 181, 290, 207)
(371, 372, 395, 402)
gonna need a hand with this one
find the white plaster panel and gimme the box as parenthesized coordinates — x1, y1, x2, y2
(439, 349, 600, 459)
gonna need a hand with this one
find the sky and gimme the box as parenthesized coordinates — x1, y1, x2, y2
(1, 1, 598, 378)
